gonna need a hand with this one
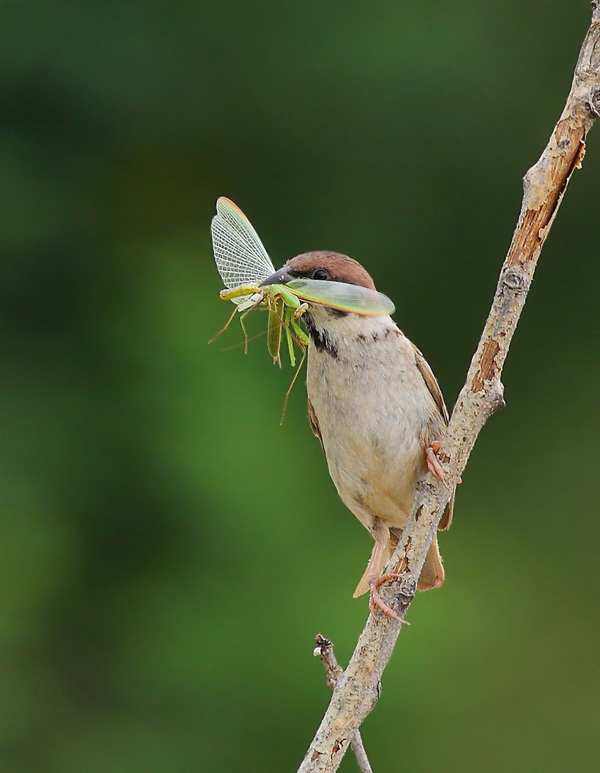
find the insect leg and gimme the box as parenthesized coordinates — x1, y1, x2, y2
(238, 296, 265, 354)
(290, 319, 310, 346)
(284, 308, 296, 368)
(267, 297, 284, 366)
(278, 287, 301, 309)
(293, 302, 309, 319)
(208, 304, 239, 344)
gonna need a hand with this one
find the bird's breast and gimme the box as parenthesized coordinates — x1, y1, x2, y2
(306, 323, 438, 528)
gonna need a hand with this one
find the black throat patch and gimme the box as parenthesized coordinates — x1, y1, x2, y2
(303, 314, 339, 358)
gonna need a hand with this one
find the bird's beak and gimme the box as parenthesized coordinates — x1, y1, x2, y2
(260, 267, 294, 287)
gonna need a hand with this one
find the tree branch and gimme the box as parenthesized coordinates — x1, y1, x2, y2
(299, 6, 600, 771)
(313, 635, 374, 773)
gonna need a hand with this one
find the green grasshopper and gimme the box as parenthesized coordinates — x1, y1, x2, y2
(210, 197, 395, 417)
(217, 280, 310, 368)
(210, 197, 312, 368)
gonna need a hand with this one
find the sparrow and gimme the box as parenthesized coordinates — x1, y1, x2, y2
(261, 251, 454, 622)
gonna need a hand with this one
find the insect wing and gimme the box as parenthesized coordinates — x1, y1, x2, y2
(211, 197, 276, 291)
(286, 279, 395, 316)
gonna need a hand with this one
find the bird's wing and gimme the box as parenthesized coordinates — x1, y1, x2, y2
(307, 399, 324, 448)
(412, 343, 449, 424)
(412, 342, 454, 530)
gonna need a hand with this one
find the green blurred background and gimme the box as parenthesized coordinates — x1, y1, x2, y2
(2, 1, 599, 771)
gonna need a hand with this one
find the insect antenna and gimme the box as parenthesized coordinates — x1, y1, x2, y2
(280, 344, 307, 425)
(219, 329, 268, 352)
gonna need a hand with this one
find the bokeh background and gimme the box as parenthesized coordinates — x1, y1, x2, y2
(2, 1, 599, 771)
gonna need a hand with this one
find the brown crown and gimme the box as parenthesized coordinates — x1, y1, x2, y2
(285, 251, 376, 290)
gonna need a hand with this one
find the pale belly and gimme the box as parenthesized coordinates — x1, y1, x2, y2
(321, 422, 425, 531)
(306, 336, 436, 534)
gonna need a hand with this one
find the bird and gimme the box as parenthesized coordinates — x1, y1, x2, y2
(260, 251, 454, 622)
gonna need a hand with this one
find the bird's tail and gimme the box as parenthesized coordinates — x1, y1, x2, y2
(417, 535, 445, 591)
(353, 534, 444, 597)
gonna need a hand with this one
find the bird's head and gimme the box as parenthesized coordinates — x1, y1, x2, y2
(259, 252, 393, 351)
(260, 250, 377, 293)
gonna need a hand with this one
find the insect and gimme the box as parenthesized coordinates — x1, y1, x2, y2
(209, 196, 396, 417)
(210, 197, 311, 368)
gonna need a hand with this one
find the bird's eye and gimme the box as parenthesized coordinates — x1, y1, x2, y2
(312, 268, 329, 280)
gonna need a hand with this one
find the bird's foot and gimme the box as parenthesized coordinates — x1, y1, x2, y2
(426, 441, 450, 488)
(369, 574, 410, 625)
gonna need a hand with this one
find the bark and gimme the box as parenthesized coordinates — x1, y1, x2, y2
(299, 6, 600, 771)
(313, 635, 374, 773)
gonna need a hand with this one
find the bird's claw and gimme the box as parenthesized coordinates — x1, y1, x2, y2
(426, 442, 450, 489)
(369, 574, 410, 625)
